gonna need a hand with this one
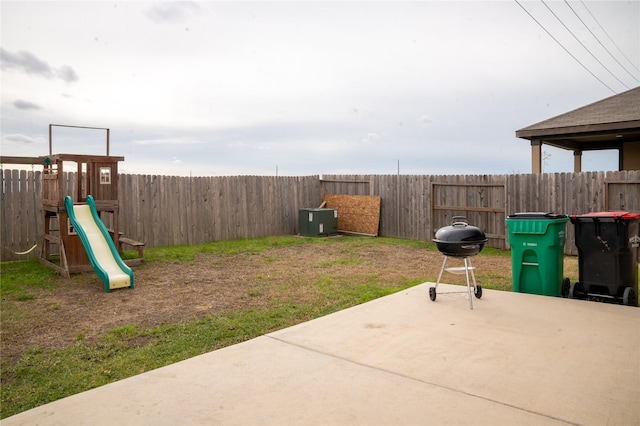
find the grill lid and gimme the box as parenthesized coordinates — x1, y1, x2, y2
(433, 218, 487, 244)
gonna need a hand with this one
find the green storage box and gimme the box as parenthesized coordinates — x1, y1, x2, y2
(298, 208, 338, 237)
(506, 213, 569, 296)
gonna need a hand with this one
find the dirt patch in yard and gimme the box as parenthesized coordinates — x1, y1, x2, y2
(1, 241, 512, 365)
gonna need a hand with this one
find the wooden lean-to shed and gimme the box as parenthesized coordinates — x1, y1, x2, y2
(516, 86, 640, 173)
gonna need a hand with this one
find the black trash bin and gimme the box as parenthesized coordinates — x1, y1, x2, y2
(569, 211, 640, 306)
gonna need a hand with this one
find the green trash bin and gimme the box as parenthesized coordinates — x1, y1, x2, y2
(506, 213, 569, 296)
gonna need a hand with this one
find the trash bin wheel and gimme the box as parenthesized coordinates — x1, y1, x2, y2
(429, 287, 436, 301)
(622, 287, 637, 307)
(569, 282, 585, 300)
(561, 278, 571, 298)
(474, 285, 482, 299)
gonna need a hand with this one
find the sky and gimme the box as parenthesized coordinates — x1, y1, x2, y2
(1, 0, 639, 177)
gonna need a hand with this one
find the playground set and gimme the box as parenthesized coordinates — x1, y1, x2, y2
(2, 124, 144, 292)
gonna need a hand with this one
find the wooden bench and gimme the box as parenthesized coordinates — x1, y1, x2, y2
(119, 237, 145, 260)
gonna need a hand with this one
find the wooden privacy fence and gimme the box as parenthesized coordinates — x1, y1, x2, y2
(1, 169, 639, 261)
(117, 174, 321, 247)
(321, 171, 639, 255)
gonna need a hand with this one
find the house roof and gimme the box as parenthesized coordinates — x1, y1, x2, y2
(516, 86, 640, 151)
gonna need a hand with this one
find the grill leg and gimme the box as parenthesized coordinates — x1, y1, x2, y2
(464, 257, 473, 310)
(468, 257, 478, 292)
(435, 256, 448, 290)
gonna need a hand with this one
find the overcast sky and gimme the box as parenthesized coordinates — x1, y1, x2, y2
(1, 1, 638, 176)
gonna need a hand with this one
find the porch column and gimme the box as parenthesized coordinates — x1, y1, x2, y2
(573, 150, 582, 172)
(531, 139, 542, 173)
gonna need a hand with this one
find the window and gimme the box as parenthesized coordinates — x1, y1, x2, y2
(100, 167, 111, 184)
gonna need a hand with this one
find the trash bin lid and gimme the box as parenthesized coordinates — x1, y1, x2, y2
(507, 212, 567, 219)
(571, 211, 640, 220)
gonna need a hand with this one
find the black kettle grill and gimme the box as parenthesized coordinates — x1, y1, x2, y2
(430, 217, 487, 309)
(433, 217, 487, 257)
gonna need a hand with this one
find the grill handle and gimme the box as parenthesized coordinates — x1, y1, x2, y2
(452, 216, 467, 222)
(452, 216, 468, 227)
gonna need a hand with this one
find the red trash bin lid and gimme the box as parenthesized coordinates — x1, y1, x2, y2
(571, 211, 640, 220)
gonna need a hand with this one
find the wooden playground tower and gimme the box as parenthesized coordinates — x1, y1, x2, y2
(39, 124, 144, 278)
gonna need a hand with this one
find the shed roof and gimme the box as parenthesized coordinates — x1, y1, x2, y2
(516, 86, 640, 151)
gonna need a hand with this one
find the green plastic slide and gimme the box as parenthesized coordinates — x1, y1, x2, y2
(64, 195, 134, 292)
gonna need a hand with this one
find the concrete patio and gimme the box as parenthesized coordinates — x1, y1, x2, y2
(4, 283, 639, 425)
